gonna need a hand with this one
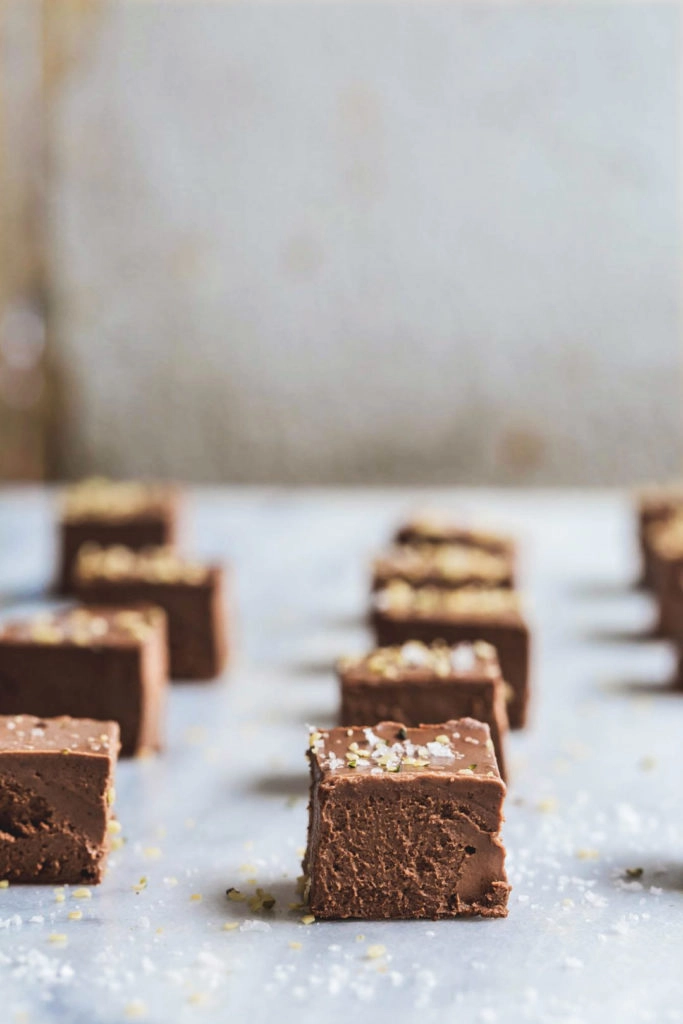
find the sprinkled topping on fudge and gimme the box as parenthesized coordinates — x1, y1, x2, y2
(0, 606, 165, 646)
(337, 640, 498, 681)
(62, 478, 172, 522)
(0, 714, 119, 756)
(648, 513, 683, 558)
(373, 580, 521, 618)
(308, 720, 499, 777)
(76, 544, 209, 585)
(398, 511, 511, 549)
(373, 544, 511, 585)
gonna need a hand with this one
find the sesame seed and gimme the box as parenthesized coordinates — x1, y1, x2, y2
(222, 922, 239, 931)
(366, 944, 386, 959)
(68, 910, 83, 921)
(300, 914, 315, 925)
(72, 887, 91, 899)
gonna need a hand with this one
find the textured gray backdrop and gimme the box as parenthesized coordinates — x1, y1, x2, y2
(42, 1, 680, 483)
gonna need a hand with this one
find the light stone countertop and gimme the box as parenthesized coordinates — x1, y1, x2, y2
(0, 486, 680, 1024)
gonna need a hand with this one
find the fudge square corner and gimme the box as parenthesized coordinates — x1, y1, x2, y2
(303, 719, 510, 920)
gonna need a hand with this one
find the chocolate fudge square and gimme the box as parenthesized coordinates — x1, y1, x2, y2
(304, 719, 510, 919)
(57, 478, 178, 593)
(0, 607, 168, 757)
(338, 641, 508, 780)
(371, 582, 530, 729)
(637, 484, 683, 589)
(645, 516, 683, 635)
(0, 714, 119, 884)
(395, 511, 516, 562)
(75, 545, 228, 680)
(372, 543, 514, 592)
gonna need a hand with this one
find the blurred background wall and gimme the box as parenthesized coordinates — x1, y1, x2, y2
(1, 0, 680, 485)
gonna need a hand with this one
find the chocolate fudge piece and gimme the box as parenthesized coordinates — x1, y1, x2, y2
(304, 719, 510, 919)
(371, 581, 530, 729)
(0, 607, 168, 756)
(0, 714, 119, 884)
(637, 486, 683, 589)
(646, 515, 683, 635)
(57, 478, 178, 593)
(338, 641, 508, 780)
(372, 543, 514, 592)
(75, 545, 228, 680)
(395, 511, 516, 561)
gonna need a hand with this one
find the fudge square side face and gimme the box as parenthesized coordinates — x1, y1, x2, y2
(74, 546, 228, 680)
(371, 582, 530, 730)
(0, 607, 168, 757)
(646, 517, 683, 635)
(304, 720, 510, 920)
(338, 641, 508, 780)
(0, 715, 119, 884)
(371, 543, 515, 592)
(57, 479, 178, 594)
(637, 486, 683, 588)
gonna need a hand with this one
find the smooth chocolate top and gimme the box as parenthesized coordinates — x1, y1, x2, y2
(0, 606, 165, 648)
(309, 719, 499, 779)
(338, 641, 501, 685)
(373, 544, 511, 585)
(76, 544, 212, 585)
(373, 581, 523, 623)
(0, 714, 119, 757)
(62, 478, 174, 523)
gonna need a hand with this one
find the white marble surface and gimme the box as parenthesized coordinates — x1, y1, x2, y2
(0, 486, 681, 1024)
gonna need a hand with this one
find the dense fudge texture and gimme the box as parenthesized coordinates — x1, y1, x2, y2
(0, 607, 168, 756)
(0, 715, 119, 884)
(637, 485, 683, 589)
(395, 512, 516, 562)
(371, 582, 530, 729)
(304, 719, 510, 919)
(57, 478, 178, 593)
(75, 545, 228, 679)
(372, 543, 515, 592)
(645, 516, 683, 635)
(338, 641, 508, 780)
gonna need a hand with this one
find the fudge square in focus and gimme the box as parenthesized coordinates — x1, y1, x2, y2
(0, 607, 168, 757)
(371, 581, 530, 729)
(304, 719, 510, 919)
(338, 641, 508, 780)
(0, 715, 119, 884)
(57, 478, 178, 593)
(372, 543, 515, 592)
(75, 545, 228, 680)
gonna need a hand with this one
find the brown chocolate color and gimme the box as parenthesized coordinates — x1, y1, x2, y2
(371, 585, 530, 729)
(74, 547, 228, 680)
(0, 714, 119, 884)
(637, 486, 683, 589)
(57, 481, 178, 594)
(338, 642, 508, 780)
(304, 719, 510, 919)
(0, 608, 168, 757)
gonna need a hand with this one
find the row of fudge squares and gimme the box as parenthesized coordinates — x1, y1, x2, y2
(369, 512, 529, 729)
(301, 514, 523, 920)
(54, 477, 229, 679)
(0, 595, 225, 756)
